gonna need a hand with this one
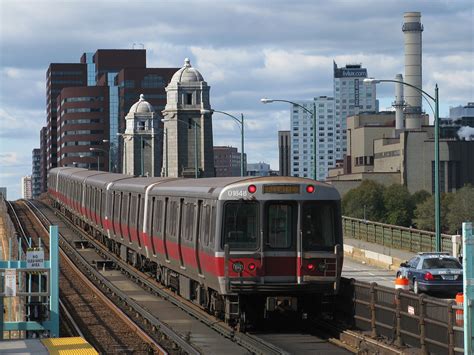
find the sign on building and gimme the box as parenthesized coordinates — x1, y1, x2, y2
(5, 269, 16, 296)
(27, 249, 45, 269)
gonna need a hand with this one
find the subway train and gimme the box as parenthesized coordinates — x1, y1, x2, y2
(48, 167, 343, 329)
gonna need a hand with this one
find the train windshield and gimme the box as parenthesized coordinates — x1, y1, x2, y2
(223, 202, 259, 250)
(302, 201, 337, 251)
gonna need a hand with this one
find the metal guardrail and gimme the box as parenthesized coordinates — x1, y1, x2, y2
(342, 216, 453, 253)
(336, 278, 464, 354)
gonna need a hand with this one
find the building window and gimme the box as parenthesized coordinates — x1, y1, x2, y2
(141, 74, 164, 88)
(186, 93, 193, 105)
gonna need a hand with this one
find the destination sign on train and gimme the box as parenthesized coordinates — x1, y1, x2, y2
(263, 184, 300, 194)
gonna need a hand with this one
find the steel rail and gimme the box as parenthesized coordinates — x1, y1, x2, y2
(59, 298, 84, 338)
(6, 200, 30, 252)
(40, 200, 285, 355)
(23, 200, 172, 355)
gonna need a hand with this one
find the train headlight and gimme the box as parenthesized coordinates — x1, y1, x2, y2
(232, 261, 244, 273)
(248, 184, 257, 194)
(306, 185, 315, 193)
(248, 263, 256, 271)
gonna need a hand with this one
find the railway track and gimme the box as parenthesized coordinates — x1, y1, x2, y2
(9, 200, 167, 354)
(28, 199, 355, 354)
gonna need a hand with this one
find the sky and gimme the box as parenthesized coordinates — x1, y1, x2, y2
(0, 0, 473, 200)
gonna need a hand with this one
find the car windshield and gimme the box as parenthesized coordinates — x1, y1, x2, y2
(422, 258, 462, 269)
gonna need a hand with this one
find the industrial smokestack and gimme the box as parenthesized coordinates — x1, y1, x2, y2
(403, 12, 423, 130)
(393, 74, 405, 130)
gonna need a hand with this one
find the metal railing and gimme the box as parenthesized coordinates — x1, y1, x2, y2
(336, 278, 464, 354)
(342, 216, 453, 253)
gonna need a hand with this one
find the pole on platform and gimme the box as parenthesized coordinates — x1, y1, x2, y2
(49, 225, 59, 337)
(463, 222, 473, 354)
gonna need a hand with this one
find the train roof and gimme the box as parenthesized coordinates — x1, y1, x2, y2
(49, 168, 339, 199)
(149, 176, 337, 199)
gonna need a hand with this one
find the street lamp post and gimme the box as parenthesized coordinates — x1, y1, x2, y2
(89, 147, 107, 172)
(102, 139, 112, 172)
(162, 118, 200, 178)
(364, 78, 441, 252)
(201, 109, 245, 177)
(163, 128, 168, 177)
(116, 133, 126, 174)
(261, 98, 317, 180)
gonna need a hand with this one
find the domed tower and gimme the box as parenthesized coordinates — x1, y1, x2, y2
(122, 94, 162, 176)
(162, 58, 215, 178)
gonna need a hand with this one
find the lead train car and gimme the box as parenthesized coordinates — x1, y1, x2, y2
(49, 167, 343, 328)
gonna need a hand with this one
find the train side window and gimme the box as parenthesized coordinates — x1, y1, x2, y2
(120, 193, 129, 236)
(183, 202, 195, 242)
(210, 204, 216, 246)
(130, 194, 137, 228)
(154, 199, 163, 236)
(167, 200, 177, 239)
(101, 190, 105, 222)
(96, 188, 100, 219)
(222, 202, 258, 250)
(200, 204, 210, 246)
(149, 197, 155, 254)
(137, 194, 142, 247)
(126, 193, 132, 242)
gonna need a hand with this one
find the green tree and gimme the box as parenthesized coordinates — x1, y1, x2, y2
(413, 193, 454, 232)
(342, 180, 386, 221)
(413, 196, 434, 231)
(446, 185, 474, 234)
(383, 184, 414, 227)
(411, 190, 431, 206)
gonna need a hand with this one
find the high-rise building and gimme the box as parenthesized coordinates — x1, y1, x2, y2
(21, 176, 32, 199)
(163, 59, 215, 178)
(290, 96, 335, 180)
(56, 86, 109, 170)
(115, 67, 178, 172)
(39, 127, 48, 193)
(32, 149, 41, 198)
(247, 162, 271, 177)
(333, 62, 377, 161)
(278, 131, 291, 176)
(213, 146, 246, 177)
(83, 50, 147, 169)
(46, 63, 87, 170)
(43, 49, 177, 176)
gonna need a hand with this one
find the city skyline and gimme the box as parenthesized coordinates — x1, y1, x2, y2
(1, 0, 473, 199)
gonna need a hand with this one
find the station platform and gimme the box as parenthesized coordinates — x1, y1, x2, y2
(344, 237, 416, 270)
(0, 337, 98, 354)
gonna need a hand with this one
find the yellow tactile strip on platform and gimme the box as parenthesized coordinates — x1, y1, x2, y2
(41, 337, 98, 355)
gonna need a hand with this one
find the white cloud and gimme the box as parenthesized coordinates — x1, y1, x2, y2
(0, 0, 472, 198)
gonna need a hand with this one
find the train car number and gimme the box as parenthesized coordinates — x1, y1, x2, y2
(227, 190, 248, 197)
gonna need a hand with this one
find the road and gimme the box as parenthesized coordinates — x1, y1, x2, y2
(342, 258, 397, 288)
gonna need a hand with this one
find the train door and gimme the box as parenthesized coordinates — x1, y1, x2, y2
(163, 197, 170, 262)
(177, 198, 184, 268)
(300, 201, 340, 283)
(263, 201, 297, 283)
(195, 200, 203, 276)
